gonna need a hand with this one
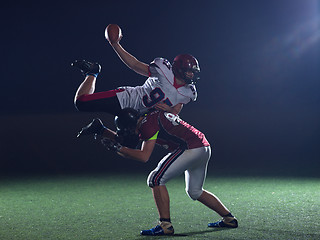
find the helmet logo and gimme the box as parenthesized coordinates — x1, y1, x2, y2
(162, 59, 171, 70)
(164, 112, 180, 126)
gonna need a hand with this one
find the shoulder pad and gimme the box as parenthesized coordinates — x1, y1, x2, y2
(149, 58, 172, 76)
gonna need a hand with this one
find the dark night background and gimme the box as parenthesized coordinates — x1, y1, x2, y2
(0, 0, 319, 177)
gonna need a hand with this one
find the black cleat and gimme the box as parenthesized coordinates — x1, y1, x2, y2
(77, 118, 106, 139)
(71, 60, 101, 76)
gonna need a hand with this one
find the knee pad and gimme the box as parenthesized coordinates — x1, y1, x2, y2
(186, 188, 203, 200)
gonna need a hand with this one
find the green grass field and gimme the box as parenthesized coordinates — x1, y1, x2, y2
(0, 173, 319, 240)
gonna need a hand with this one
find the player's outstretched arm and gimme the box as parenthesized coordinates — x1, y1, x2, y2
(110, 42, 149, 77)
(118, 139, 156, 163)
(106, 24, 149, 77)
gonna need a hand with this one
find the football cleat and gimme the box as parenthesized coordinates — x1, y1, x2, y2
(140, 221, 174, 236)
(208, 216, 238, 228)
(71, 60, 101, 77)
(77, 118, 106, 139)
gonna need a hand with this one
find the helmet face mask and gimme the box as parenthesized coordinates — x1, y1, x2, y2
(172, 54, 200, 84)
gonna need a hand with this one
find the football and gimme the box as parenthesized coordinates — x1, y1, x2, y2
(105, 24, 122, 44)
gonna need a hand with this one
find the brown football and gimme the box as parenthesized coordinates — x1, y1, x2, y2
(105, 24, 122, 44)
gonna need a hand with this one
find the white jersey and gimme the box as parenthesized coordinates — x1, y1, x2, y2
(116, 58, 197, 114)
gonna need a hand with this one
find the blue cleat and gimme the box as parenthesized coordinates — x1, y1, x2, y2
(208, 217, 238, 228)
(140, 222, 174, 236)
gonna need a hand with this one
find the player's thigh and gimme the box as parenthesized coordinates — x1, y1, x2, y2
(75, 90, 122, 115)
(147, 149, 185, 187)
(160, 147, 210, 184)
(185, 146, 211, 191)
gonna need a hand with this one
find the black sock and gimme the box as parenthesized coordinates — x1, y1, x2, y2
(222, 212, 234, 218)
(160, 218, 171, 223)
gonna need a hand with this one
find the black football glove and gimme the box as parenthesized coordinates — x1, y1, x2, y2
(115, 133, 140, 149)
(101, 138, 122, 152)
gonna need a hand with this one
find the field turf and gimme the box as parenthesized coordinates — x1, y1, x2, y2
(0, 174, 319, 240)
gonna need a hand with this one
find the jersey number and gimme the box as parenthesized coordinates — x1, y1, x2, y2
(162, 59, 171, 70)
(143, 87, 172, 107)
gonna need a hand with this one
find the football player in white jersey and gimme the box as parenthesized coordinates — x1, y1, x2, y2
(72, 28, 199, 116)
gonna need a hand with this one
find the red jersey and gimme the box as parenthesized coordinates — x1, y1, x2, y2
(138, 110, 210, 151)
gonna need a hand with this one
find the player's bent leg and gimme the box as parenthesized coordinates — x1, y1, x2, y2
(186, 187, 203, 200)
(147, 148, 185, 188)
(74, 75, 97, 104)
(72, 60, 102, 104)
(184, 146, 210, 201)
(197, 191, 238, 228)
(75, 90, 123, 115)
(140, 221, 174, 236)
(151, 185, 170, 219)
(197, 190, 230, 216)
(198, 191, 238, 228)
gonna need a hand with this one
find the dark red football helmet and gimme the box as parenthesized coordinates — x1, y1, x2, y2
(172, 54, 200, 84)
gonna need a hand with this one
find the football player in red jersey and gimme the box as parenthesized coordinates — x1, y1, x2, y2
(77, 108, 238, 236)
(72, 26, 199, 116)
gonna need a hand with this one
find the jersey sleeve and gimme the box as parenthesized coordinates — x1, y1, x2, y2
(148, 58, 173, 80)
(138, 113, 160, 141)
